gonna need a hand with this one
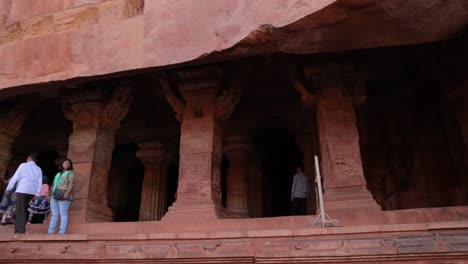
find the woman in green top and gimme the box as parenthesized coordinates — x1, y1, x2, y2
(48, 159, 75, 235)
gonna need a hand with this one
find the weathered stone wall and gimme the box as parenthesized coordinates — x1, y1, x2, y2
(1, 0, 467, 92)
(0, 0, 335, 90)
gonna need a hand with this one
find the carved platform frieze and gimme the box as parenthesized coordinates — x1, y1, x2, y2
(0, 231, 467, 263)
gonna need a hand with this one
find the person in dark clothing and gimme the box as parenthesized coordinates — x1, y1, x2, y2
(291, 166, 309, 215)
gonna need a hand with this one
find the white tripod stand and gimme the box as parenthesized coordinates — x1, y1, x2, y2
(311, 155, 339, 228)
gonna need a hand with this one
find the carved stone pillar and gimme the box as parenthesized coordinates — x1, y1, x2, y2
(295, 130, 317, 214)
(310, 62, 380, 213)
(63, 82, 133, 222)
(0, 96, 39, 179)
(137, 142, 174, 221)
(161, 67, 242, 221)
(224, 136, 252, 218)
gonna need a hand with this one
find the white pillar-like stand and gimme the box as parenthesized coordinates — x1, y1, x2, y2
(312, 155, 339, 228)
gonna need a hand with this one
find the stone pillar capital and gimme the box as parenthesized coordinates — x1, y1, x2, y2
(178, 66, 222, 100)
(62, 88, 105, 127)
(301, 61, 367, 107)
(63, 81, 133, 130)
(223, 136, 253, 156)
(159, 65, 242, 122)
(137, 142, 176, 165)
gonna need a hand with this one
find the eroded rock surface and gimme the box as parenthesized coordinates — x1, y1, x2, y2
(0, 0, 467, 91)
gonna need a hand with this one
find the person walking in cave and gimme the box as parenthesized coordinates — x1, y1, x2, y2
(290, 166, 309, 216)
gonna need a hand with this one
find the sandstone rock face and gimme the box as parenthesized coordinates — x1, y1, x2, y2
(0, 0, 334, 90)
(1, 0, 467, 91)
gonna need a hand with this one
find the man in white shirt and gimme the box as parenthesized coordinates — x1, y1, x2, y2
(6, 153, 42, 235)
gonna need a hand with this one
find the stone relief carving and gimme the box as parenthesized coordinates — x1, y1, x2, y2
(336, 240, 354, 255)
(380, 237, 399, 248)
(178, 166, 203, 193)
(128, 245, 144, 254)
(202, 243, 221, 252)
(293, 242, 308, 250)
(3, 232, 466, 261)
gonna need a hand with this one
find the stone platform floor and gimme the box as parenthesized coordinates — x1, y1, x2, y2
(0, 207, 466, 263)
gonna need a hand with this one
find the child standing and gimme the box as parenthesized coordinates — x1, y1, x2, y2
(27, 176, 50, 224)
(0, 177, 16, 225)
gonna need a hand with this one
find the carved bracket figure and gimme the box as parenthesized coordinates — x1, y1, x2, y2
(215, 76, 243, 120)
(103, 81, 134, 129)
(158, 73, 185, 122)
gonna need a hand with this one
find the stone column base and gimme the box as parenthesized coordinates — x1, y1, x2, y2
(323, 186, 381, 213)
(226, 210, 249, 218)
(162, 202, 226, 221)
(69, 199, 114, 223)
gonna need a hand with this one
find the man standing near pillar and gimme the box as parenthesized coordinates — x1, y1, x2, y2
(5, 153, 42, 236)
(291, 166, 309, 215)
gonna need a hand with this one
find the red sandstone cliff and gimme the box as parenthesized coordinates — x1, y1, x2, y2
(0, 0, 467, 90)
